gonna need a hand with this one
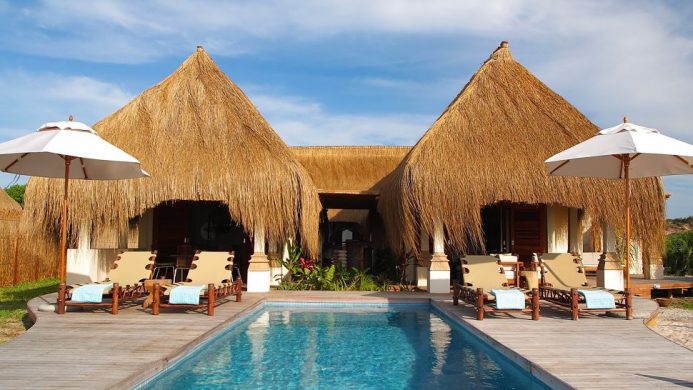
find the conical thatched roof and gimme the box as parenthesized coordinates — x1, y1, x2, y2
(23, 47, 321, 255)
(379, 41, 665, 255)
(0, 190, 21, 221)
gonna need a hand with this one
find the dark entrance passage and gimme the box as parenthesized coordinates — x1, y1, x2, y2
(481, 203, 511, 254)
(318, 192, 394, 277)
(481, 203, 547, 261)
(152, 201, 252, 281)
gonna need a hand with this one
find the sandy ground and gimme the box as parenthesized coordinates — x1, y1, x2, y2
(0, 318, 27, 344)
(650, 306, 693, 350)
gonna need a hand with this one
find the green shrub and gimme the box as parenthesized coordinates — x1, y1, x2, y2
(4, 184, 25, 206)
(664, 231, 693, 276)
(276, 241, 389, 291)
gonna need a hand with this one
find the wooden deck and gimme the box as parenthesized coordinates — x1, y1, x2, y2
(0, 292, 268, 389)
(436, 298, 693, 389)
(586, 275, 693, 298)
(0, 291, 689, 389)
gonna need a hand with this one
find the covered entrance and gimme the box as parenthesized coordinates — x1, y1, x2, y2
(152, 201, 252, 281)
(319, 193, 390, 272)
(481, 203, 547, 261)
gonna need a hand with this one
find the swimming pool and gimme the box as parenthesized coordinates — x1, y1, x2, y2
(138, 303, 548, 389)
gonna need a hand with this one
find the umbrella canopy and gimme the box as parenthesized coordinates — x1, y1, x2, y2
(546, 121, 693, 178)
(0, 118, 147, 314)
(546, 119, 693, 293)
(0, 120, 147, 179)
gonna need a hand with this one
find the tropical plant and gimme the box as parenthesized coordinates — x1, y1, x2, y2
(276, 240, 389, 291)
(664, 231, 693, 276)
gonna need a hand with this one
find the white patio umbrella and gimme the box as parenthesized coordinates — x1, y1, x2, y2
(545, 118, 693, 290)
(0, 117, 148, 311)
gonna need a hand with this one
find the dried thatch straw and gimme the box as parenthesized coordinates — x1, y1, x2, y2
(23, 47, 321, 256)
(379, 42, 665, 258)
(0, 189, 21, 221)
(291, 146, 409, 194)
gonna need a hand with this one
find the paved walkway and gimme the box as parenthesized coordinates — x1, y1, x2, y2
(0, 291, 690, 389)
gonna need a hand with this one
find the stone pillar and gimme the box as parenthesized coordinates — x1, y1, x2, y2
(269, 240, 289, 286)
(417, 232, 431, 290)
(268, 239, 281, 287)
(247, 224, 270, 292)
(596, 223, 624, 290)
(428, 222, 450, 294)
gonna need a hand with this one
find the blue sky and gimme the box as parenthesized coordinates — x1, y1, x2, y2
(0, 0, 692, 217)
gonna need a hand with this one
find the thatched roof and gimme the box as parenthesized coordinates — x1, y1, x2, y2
(0, 190, 21, 221)
(291, 146, 409, 194)
(379, 41, 665, 255)
(23, 47, 321, 255)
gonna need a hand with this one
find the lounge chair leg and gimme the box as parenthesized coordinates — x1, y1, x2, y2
(111, 283, 119, 315)
(57, 283, 66, 314)
(236, 276, 242, 302)
(570, 288, 579, 320)
(531, 288, 539, 320)
(208, 284, 215, 316)
(476, 288, 484, 320)
(452, 285, 459, 305)
(625, 288, 633, 320)
(152, 283, 160, 315)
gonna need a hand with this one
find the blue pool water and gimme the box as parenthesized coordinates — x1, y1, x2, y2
(140, 303, 548, 389)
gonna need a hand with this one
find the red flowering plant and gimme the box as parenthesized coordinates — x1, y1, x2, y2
(299, 257, 315, 271)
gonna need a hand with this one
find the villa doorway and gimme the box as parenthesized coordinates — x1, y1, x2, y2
(151, 201, 252, 281)
(481, 203, 547, 261)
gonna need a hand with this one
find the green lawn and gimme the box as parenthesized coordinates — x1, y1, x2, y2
(0, 279, 58, 343)
(671, 297, 693, 311)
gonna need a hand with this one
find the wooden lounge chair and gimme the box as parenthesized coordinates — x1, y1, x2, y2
(151, 251, 242, 316)
(452, 255, 539, 320)
(57, 250, 156, 315)
(495, 253, 523, 286)
(539, 253, 632, 320)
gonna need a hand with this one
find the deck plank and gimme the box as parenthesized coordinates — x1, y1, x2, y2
(0, 291, 690, 389)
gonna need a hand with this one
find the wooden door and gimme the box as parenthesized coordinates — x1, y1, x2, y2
(511, 204, 546, 261)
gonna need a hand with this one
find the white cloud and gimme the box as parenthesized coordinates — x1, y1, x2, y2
(1, 0, 693, 216)
(0, 70, 132, 139)
(248, 90, 431, 146)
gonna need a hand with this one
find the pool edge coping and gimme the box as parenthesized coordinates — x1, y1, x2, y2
(124, 297, 567, 390)
(114, 298, 267, 390)
(430, 300, 573, 390)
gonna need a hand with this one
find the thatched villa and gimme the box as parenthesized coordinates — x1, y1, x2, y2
(20, 42, 665, 293)
(0, 190, 22, 286)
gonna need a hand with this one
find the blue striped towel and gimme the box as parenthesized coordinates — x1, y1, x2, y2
(578, 289, 615, 309)
(71, 283, 113, 303)
(490, 289, 526, 309)
(169, 285, 206, 305)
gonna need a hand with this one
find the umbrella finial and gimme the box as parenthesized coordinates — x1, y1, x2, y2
(623, 116, 628, 123)
(196, 45, 204, 52)
(68, 115, 74, 121)
(500, 41, 509, 48)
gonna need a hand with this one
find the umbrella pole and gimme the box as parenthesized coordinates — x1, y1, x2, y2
(624, 158, 631, 292)
(57, 157, 72, 314)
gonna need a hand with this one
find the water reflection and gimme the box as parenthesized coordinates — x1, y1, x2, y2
(143, 306, 546, 390)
